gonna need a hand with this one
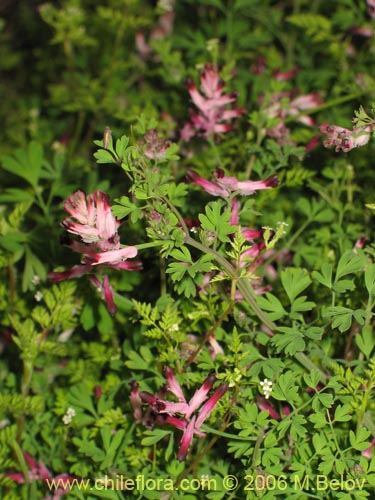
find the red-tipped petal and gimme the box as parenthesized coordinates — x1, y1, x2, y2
(177, 415, 196, 461)
(195, 383, 228, 428)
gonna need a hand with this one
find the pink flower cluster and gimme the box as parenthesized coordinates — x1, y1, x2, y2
(186, 168, 279, 197)
(48, 191, 141, 315)
(142, 129, 171, 160)
(7, 451, 75, 500)
(130, 367, 228, 461)
(263, 91, 322, 145)
(181, 64, 245, 141)
(135, 11, 175, 60)
(320, 123, 373, 152)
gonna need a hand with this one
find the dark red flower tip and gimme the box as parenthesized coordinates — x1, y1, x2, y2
(185, 77, 194, 90)
(185, 170, 199, 183)
(202, 373, 216, 391)
(214, 167, 225, 179)
(139, 391, 157, 405)
(265, 174, 280, 188)
(163, 366, 174, 378)
(129, 380, 139, 393)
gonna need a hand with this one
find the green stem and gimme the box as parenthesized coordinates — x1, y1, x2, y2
(11, 439, 30, 483)
(185, 235, 327, 382)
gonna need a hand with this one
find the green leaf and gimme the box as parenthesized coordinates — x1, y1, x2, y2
(365, 264, 375, 296)
(291, 296, 316, 313)
(198, 201, 232, 243)
(324, 306, 354, 333)
(356, 326, 375, 358)
(0, 188, 35, 203)
(115, 135, 130, 159)
(272, 371, 300, 403)
(280, 268, 311, 303)
(141, 429, 171, 446)
(256, 293, 287, 321)
(22, 247, 47, 292)
(94, 149, 116, 164)
(68, 384, 97, 417)
(349, 428, 371, 451)
(303, 371, 321, 389)
(309, 412, 327, 429)
(312, 263, 332, 289)
(112, 196, 142, 222)
(272, 327, 305, 356)
(334, 405, 352, 422)
(335, 251, 365, 281)
(333, 279, 356, 294)
(1, 141, 44, 187)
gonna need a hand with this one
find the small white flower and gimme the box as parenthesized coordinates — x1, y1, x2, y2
(34, 291, 43, 302)
(31, 275, 41, 286)
(260, 379, 273, 399)
(62, 407, 76, 425)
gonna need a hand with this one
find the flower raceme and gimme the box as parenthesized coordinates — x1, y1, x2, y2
(48, 190, 141, 315)
(186, 168, 279, 197)
(320, 123, 374, 152)
(131, 367, 228, 461)
(180, 63, 245, 141)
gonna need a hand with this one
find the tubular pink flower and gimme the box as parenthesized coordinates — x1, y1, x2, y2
(48, 264, 92, 282)
(49, 190, 141, 314)
(242, 228, 263, 241)
(177, 416, 196, 462)
(163, 366, 186, 403)
(158, 414, 187, 431)
(187, 169, 279, 198)
(63, 191, 96, 226)
(257, 398, 280, 420)
(230, 198, 240, 226)
(129, 381, 143, 423)
(362, 438, 375, 458)
(156, 400, 190, 414)
(186, 169, 229, 197)
(88, 247, 138, 266)
(185, 373, 216, 418)
(320, 123, 373, 152)
(137, 368, 228, 460)
(181, 64, 244, 140)
(214, 169, 279, 195)
(195, 383, 228, 428)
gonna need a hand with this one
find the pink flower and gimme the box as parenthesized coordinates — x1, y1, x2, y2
(367, 0, 375, 18)
(142, 129, 172, 160)
(186, 168, 279, 198)
(48, 191, 141, 314)
(320, 123, 373, 152)
(272, 68, 299, 81)
(135, 367, 228, 461)
(181, 64, 245, 140)
(362, 438, 375, 458)
(263, 91, 323, 145)
(135, 12, 175, 59)
(7, 452, 75, 499)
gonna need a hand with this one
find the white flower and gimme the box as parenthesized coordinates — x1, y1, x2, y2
(34, 291, 43, 302)
(260, 379, 273, 399)
(62, 407, 76, 425)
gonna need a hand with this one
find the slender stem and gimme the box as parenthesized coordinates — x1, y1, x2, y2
(185, 235, 328, 382)
(183, 302, 234, 370)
